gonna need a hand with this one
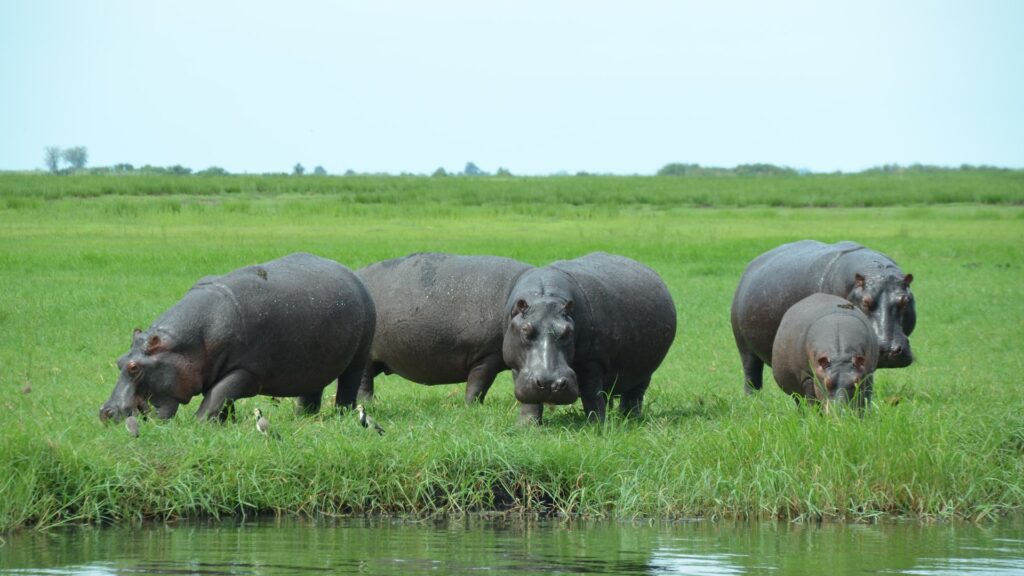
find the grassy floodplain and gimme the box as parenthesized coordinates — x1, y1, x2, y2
(1, 171, 1023, 531)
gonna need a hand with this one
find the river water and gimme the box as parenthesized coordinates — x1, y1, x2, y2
(1, 518, 1022, 575)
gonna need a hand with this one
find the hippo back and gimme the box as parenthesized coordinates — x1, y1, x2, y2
(732, 240, 867, 365)
(357, 253, 533, 383)
(178, 252, 374, 391)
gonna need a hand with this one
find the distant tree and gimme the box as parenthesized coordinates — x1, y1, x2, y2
(168, 165, 192, 175)
(463, 162, 483, 176)
(344, 169, 356, 176)
(44, 147, 62, 173)
(734, 163, 797, 176)
(62, 146, 88, 170)
(495, 167, 512, 177)
(293, 163, 305, 176)
(432, 167, 449, 177)
(197, 166, 229, 176)
(657, 163, 703, 176)
(112, 163, 135, 172)
(313, 165, 327, 176)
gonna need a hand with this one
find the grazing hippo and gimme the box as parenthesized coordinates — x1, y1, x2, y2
(98, 253, 375, 423)
(731, 240, 914, 394)
(503, 252, 677, 424)
(771, 293, 879, 408)
(355, 253, 533, 403)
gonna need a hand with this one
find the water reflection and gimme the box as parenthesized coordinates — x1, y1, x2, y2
(1, 518, 1021, 576)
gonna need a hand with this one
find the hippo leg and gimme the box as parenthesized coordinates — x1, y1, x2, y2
(357, 362, 385, 402)
(618, 376, 651, 418)
(464, 354, 504, 404)
(579, 366, 610, 422)
(219, 399, 237, 422)
(295, 393, 323, 415)
(739, 348, 765, 394)
(518, 403, 543, 425)
(194, 370, 259, 421)
(335, 357, 367, 412)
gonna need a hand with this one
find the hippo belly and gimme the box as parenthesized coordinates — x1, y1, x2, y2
(356, 253, 533, 404)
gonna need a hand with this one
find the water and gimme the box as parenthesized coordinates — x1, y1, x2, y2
(1, 518, 1022, 575)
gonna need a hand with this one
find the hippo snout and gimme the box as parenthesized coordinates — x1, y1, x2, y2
(515, 372, 579, 405)
(879, 340, 913, 368)
(529, 376, 572, 392)
(98, 403, 127, 423)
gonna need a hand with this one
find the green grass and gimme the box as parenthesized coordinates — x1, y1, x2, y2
(1, 173, 1023, 530)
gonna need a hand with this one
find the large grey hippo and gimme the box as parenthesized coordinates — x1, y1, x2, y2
(99, 253, 375, 422)
(731, 240, 914, 394)
(771, 293, 879, 409)
(503, 252, 677, 424)
(355, 253, 533, 403)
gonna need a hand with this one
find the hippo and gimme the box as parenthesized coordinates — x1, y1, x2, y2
(99, 253, 375, 423)
(771, 293, 879, 409)
(355, 253, 533, 403)
(502, 252, 677, 424)
(731, 240, 914, 394)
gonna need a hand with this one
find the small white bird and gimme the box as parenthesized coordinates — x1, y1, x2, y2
(254, 408, 271, 437)
(125, 415, 140, 438)
(356, 404, 385, 435)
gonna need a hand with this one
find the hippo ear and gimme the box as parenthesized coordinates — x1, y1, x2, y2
(512, 299, 528, 318)
(563, 299, 574, 315)
(817, 356, 831, 370)
(145, 334, 163, 355)
(133, 328, 142, 337)
(903, 274, 913, 287)
(854, 273, 866, 288)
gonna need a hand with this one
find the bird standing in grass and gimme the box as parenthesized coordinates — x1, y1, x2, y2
(125, 414, 139, 438)
(254, 407, 271, 437)
(356, 404, 385, 435)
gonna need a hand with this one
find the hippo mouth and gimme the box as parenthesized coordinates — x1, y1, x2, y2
(99, 395, 150, 423)
(878, 349, 913, 368)
(514, 384, 579, 405)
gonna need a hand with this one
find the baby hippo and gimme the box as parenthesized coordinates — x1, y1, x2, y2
(771, 293, 879, 409)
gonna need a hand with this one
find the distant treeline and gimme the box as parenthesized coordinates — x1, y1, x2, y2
(655, 162, 1020, 177)
(28, 161, 1021, 178)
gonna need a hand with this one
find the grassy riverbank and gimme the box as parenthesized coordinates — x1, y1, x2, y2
(1, 173, 1023, 530)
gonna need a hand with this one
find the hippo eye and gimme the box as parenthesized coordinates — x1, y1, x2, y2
(817, 357, 831, 370)
(558, 324, 573, 340)
(861, 296, 875, 310)
(126, 360, 141, 375)
(898, 295, 909, 308)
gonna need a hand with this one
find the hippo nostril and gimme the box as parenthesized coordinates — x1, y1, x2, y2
(529, 377, 547, 390)
(553, 377, 567, 391)
(890, 345, 903, 356)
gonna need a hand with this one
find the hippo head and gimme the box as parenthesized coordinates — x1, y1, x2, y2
(98, 328, 200, 422)
(848, 272, 915, 368)
(803, 319, 877, 410)
(502, 296, 580, 405)
(805, 354, 874, 410)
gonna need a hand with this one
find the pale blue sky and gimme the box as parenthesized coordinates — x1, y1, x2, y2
(1, 1, 1021, 175)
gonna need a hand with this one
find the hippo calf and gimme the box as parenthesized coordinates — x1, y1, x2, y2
(771, 293, 879, 408)
(99, 253, 375, 422)
(503, 252, 677, 424)
(731, 240, 914, 394)
(355, 253, 533, 403)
